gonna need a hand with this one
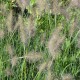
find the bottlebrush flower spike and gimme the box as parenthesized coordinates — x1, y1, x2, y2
(48, 27, 65, 59)
(24, 52, 43, 62)
(0, 29, 4, 39)
(61, 73, 74, 80)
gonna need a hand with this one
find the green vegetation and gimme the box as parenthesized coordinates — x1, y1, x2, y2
(0, 0, 80, 80)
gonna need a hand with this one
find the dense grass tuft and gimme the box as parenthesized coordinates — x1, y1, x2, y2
(0, 0, 80, 80)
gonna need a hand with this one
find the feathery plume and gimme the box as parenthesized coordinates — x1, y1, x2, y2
(0, 2, 7, 16)
(50, 0, 60, 14)
(77, 30, 80, 48)
(69, 19, 77, 37)
(47, 60, 53, 70)
(49, 0, 70, 20)
(6, 10, 13, 32)
(18, 15, 27, 45)
(0, 29, 4, 39)
(5, 68, 13, 76)
(5, 44, 13, 57)
(27, 15, 36, 38)
(60, 8, 71, 21)
(46, 70, 53, 80)
(69, 0, 79, 7)
(25, 52, 42, 62)
(61, 73, 74, 80)
(11, 56, 18, 68)
(36, 0, 49, 14)
(48, 27, 65, 59)
(38, 62, 47, 73)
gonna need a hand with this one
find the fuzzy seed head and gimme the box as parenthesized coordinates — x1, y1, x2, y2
(60, 8, 70, 21)
(6, 10, 13, 32)
(48, 27, 65, 59)
(25, 52, 42, 62)
(0, 29, 4, 39)
(62, 74, 74, 80)
(47, 60, 53, 70)
(70, 0, 79, 7)
(11, 56, 18, 68)
(5, 68, 12, 76)
(27, 15, 36, 38)
(6, 44, 13, 57)
(0, 3, 7, 16)
(51, 0, 60, 14)
(18, 15, 27, 45)
(46, 70, 52, 80)
(36, 0, 49, 14)
(38, 62, 47, 73)
(69, 19, 77, 37)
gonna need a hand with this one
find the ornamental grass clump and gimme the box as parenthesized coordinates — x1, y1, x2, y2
(0, 0, 80, 80)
